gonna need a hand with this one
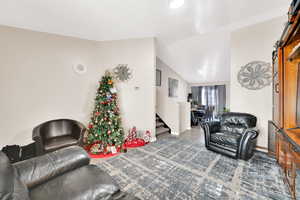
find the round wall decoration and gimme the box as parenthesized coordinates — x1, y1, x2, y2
(113, 64, 132, 81)
(237, 61, 272, 90)
(73, 64, 87, 75)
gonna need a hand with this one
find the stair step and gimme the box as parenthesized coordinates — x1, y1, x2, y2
(156, 122, 164, 128)
(156, 127, 169, 136)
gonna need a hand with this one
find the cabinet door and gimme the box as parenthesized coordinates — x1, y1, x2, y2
(278, 134, 287, 169)
(294, 150, 300, 199)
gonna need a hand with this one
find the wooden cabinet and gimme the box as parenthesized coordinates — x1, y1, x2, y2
(276, 130, 297, 199)
(273, 2, 300, 199)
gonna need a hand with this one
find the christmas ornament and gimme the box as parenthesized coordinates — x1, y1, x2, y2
(110, 87, 117, 93)
(107, 94, 112, 100)
(108, 79, 113, 85)
(95, 112, 100, 116)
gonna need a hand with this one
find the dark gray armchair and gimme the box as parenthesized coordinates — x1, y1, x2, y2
(33, 119, 86, 155)
(202, 112, 259, 160)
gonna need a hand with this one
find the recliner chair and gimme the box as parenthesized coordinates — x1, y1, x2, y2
(202, 112, 259, 160)
(33, 119, 86, 155)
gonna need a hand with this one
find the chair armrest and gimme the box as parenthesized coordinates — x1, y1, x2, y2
(71, 122, 86, 146)
(244, 128, 259, 139)
(202, 121, 221, 147)
(238, 128, 259, 160)
(32, 126, 44, 155)
(13, 146, 90, 189)
(32, 126, 41, 141)
(202, 121, 221, 134)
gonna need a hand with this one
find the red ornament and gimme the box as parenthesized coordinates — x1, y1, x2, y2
(95, 112, 100, 116)
(88, 124, 93, 129)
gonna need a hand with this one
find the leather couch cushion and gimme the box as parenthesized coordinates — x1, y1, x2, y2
(210, 132, 241, 148)
(220, 124, 246, 135)
(11, 172, 31, 200)
(0, 152, 30, 200)
(44, 136, 78, 152)
(0, 152, 14, 200)
(220, 112, 257, 135)
(14, 146, 90, 189)
(30, 165, 120, 200)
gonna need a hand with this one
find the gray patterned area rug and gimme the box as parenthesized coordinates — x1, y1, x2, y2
(93, 135, 291, 200)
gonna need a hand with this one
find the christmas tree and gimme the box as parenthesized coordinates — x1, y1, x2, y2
(87, 72, 125, 154)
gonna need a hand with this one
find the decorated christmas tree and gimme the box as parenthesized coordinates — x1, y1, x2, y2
(87, 72, 125, 154)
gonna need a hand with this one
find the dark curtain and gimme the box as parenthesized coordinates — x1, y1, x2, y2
(191, 85, 226, 115)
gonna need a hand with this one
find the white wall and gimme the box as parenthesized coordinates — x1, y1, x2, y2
(156, 58, 188, 102)
(98, 38, 156, 140)
(230, 16, 286, 148)
(156, 57, 190, 134)
(0, 25, 156, 148)
(179, 102, 191, 133)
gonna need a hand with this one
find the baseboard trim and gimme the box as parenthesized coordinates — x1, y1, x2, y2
(150, 136, 157, 142)
(255, 145, 268, 153)
(171, 131, 180, 136)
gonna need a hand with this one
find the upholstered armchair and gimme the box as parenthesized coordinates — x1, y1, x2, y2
(202, 112, 259, 160)
(33, 119, 86, 155)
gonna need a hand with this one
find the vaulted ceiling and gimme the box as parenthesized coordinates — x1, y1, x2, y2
(0, 0, 289, 83)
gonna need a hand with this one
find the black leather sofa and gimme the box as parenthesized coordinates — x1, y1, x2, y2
(202, 112, 259, 160)
(0, 146, 139, 200)
(33, 119, 86, 155)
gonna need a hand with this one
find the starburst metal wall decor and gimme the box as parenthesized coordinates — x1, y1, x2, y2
(237, 61, 272, 90)
(113, 64, 132, 82)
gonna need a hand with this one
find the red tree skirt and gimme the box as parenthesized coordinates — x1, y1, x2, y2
(124, 138, 146, 148)
(88, 152, 120, 159)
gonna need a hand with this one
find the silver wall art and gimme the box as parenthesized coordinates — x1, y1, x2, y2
(237, 61, 272, 90)
(113, 64, 132, 82)
(168, 78, 179, 97)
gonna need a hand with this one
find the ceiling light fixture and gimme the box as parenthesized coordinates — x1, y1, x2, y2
(169, 0, 185, 9)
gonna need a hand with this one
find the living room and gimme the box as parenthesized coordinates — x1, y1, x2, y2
(0, 0, 299, 199)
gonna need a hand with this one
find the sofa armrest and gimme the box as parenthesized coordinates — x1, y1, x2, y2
(13, 146, 90, 189)
(238, 128, 259, 160)
(202, 121, 221, 147)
